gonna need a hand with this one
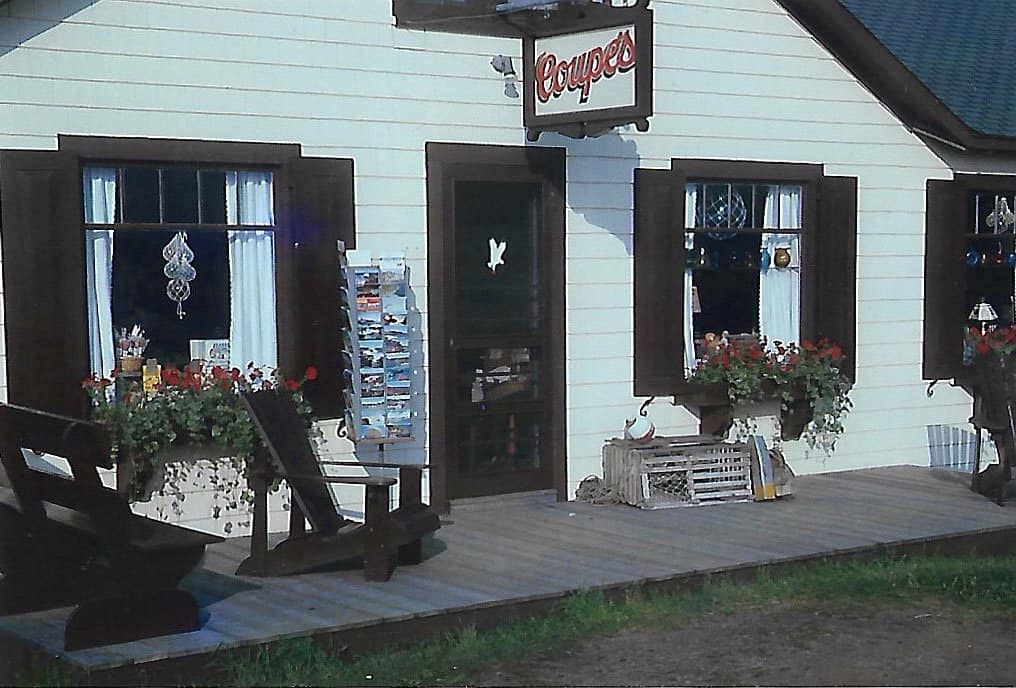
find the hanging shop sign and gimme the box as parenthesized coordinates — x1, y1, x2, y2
(522, 0, 652, 141)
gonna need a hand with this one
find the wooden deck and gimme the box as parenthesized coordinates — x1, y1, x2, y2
(4, 465, 1016, 677)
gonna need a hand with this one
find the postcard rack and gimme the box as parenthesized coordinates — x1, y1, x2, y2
(339, 246, 414, 443)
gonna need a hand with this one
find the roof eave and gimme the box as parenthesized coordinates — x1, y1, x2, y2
(776, 0, 1016, 154)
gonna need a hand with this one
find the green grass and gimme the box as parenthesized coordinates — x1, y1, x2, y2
(17, 552, 1016, 686)
(215, 552, 1016, 687)
(10, 655, 81, 688)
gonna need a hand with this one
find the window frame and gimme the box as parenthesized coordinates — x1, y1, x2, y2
(0, 136, 355, 419)
(683, 179, 808, 360)
(83, 163, 279, 370)
(82, 164, 278, 230)
(924, 172, 1016, 381)
(634, 158, 858, 401)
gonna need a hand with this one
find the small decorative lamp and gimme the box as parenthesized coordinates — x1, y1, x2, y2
(969, 297, 999, 335)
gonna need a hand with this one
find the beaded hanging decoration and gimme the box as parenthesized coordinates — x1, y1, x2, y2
(163, 231, 196, 319)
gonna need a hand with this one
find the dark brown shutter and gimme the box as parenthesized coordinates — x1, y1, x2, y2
(923, 179, 965, 380)
(276, 157, 355, 419)
(814, 175, 858, 382)
(0, 150, 89, 417)
(633, 167, 684, 396)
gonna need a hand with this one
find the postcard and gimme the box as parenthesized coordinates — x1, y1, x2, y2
(385, 362, 411, 384)
(361, 372, 385, 398)
(384, 333, 410, 355)
(386, 380, 410, 398)
(359, 402, 387, 440)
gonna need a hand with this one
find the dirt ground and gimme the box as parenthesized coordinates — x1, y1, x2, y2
(472, 597, 1016, 686)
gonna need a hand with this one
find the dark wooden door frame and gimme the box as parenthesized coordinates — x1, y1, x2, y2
(426, 143, 567, 513)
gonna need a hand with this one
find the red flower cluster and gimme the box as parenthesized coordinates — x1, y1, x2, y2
(83, 362, 321, 397)
(968, 325, 1016, 356)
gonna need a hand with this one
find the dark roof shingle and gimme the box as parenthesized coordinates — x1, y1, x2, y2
(839, 0, 1016, 138)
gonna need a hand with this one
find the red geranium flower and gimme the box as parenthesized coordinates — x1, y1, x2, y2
(284, 379, 300, 391)
(304, 366, 318, 381)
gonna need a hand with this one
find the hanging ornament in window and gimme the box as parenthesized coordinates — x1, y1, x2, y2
(163, 231, 196, 319)
(986, 196, 1014, 232)
(705, 186, 747, 240)
(487, 237, 507, 273)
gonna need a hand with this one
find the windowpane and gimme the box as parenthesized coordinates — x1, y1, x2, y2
(456, 412, 541, 476)
(237, 171, 274, 226)
(454, 180, 540, 335)
(703, 184, 731, 228)
(966, 187, 1016, 328)
(732, 184, 754, 229)
(122, 167, 161, 223)
(162, 168, 200, 224)
(456, 346, 540, 404)
(778, 185, 803, 229)
(687, 178, 804, 364)
(199, 171, 229, 225)
(112, 229, 229, 369)
(82, 167, 118, 224)
(689, 231, 762, 357)
(974, 191, 1015, 234)
(684, 183, 702, 228)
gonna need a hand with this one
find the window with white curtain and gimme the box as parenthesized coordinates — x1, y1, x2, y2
(683, 181, 803, 372)
(82, 166, 278, 374)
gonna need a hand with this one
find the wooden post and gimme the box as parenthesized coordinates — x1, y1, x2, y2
(397, 466, 423, 564)
(363, 483, 391, 581)
(289, 500, 306, 538)
(249, 447, 269, 573)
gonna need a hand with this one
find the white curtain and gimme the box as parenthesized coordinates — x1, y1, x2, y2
(83, 168, 116, 377)
(228, 171, 277, 370)
(759, 185, 801, 347)
(683, 185, 698, 374)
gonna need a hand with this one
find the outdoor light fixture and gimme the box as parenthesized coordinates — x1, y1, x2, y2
(490, 54, 519, 98)
(969, 297, 999, 335)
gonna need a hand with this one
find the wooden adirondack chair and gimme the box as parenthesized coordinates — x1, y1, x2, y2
(0, 403, 222, 650)
(238, 389, 440, 580)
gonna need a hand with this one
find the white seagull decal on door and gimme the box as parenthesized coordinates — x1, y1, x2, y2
(487, 237, 507, 273)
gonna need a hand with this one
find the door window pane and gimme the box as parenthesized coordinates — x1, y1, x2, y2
(456, 412, 540, 476)
(454, 181, 540, 335)
(456, 346, 540, 404)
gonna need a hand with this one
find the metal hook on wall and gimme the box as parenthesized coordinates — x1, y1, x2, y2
(638, 396, 654, 417)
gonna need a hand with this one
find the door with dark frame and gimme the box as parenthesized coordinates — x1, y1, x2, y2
(427, 144, 566, 506)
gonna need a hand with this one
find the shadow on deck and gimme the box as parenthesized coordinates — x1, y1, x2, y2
(3, 465, 1016, 684)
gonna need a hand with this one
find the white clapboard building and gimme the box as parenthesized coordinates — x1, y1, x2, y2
(0, 0, 1011, 534)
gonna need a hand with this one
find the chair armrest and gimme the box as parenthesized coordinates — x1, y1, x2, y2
(280, 472, 396, 488)
(318, 460, 430, 470)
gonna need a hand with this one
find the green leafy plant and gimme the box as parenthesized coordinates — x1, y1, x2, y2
(689, 337, 853, 451)
(82, 363, 317, 527)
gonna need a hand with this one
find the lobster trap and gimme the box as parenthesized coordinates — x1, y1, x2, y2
(602, 436, 752, 509)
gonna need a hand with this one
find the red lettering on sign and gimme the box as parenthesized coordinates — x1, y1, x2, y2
(535, 28, 637, 104)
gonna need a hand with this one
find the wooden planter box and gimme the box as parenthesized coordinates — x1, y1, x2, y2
(603, 436, 752, 509)
(116, 443, 235, 502)
(686, 382, 814, 440)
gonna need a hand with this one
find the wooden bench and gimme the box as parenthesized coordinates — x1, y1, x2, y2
(0, 403, 222, 650)
(238, 389, 441, 580)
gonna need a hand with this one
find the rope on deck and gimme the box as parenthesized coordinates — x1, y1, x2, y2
(574, 475, 621, 505)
